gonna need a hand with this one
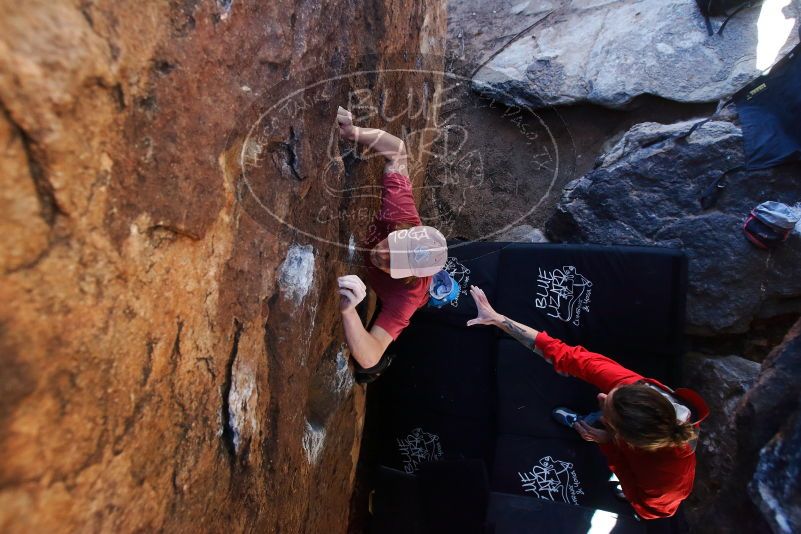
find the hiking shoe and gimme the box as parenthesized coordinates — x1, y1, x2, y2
(552, 407, 580, 428)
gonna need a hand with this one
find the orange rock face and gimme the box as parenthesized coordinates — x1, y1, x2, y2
(0, 1, 445, 531)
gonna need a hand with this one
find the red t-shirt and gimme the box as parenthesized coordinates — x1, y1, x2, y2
(534, 331, 707, 520)
(362, 172, 431, 340)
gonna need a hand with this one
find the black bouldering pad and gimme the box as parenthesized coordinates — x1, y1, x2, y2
(494, 244, 686, 384)
(379, 321, 497, 419)
(368, 466, 424, 534)
(368, 460, 491, 534)
(374, 412, 495, 476)
(490, 433, 635, 516)
(372, 307, 497, 480)
(486, 492, 645, 533)
(417, 459, 490, 534)
(495, 339, 599, 439)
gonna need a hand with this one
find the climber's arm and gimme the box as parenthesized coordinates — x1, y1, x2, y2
(336, 107, 408, 173)
(354, 127, 407, 163)
(381, 141, 408, 175)
(340, 308, 393, 368)
(338, 275, 392, 368)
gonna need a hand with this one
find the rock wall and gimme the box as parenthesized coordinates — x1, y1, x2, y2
(689, 319, 801, 533)
(682, 353, 760, 527)
(0, 1, 445, 532)
(472, 0, 801, 109)
(546, 118, 801, 335)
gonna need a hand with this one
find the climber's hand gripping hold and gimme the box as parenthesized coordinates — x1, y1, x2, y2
(336, 106, 357, 141)
(338, 275, 367, 313)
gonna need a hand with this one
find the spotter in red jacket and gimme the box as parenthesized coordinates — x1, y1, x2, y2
(534, 331, 709, 520)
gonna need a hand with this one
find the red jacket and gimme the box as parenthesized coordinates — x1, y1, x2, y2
(534, 331, 709, 520)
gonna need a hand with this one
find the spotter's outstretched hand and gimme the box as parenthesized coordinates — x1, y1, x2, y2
(467, 285, 503, 326)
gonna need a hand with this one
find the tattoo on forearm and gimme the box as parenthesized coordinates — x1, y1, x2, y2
(502, 319, 536, 350)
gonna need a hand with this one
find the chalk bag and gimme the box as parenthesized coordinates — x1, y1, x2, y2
(428, 270, 461, 308)
(743, 201, 800, 249)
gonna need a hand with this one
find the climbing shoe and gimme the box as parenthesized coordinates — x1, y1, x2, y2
(354, 352, 395, 385)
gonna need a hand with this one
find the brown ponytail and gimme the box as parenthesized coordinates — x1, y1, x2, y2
(607, 384, 698, 451)
(671, 420, 698, 446)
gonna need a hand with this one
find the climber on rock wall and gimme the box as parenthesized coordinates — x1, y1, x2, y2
(467, 285, 710, 520)
(334, 106, 447, 381)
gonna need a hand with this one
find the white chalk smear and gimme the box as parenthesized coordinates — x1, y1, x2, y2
(278, 244, 315, 304)
(228, 361, 258, 454)
(347, 234, 357, 262)
(242, 135, 264, 170)
(218, 0, 233, 20)
(334, 344, 354, 395)
(302, 420, 326, 465)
